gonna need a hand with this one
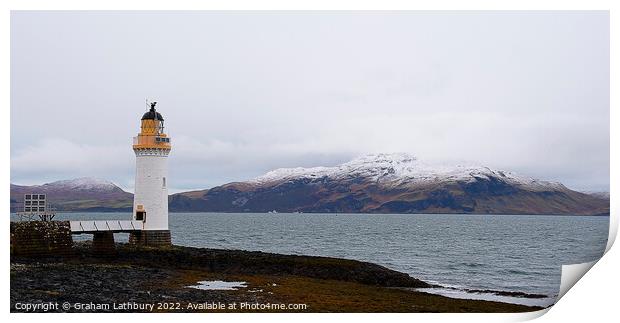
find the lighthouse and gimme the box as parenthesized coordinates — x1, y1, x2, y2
(129, 101, 172, 246)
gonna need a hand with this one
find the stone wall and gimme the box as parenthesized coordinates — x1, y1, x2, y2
(92, 232, 116, 256)
(11, 221, 173, 256)
(10, 221, 74, 257)
(129, 230, 171, 247)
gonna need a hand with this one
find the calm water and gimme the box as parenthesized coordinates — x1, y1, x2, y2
(11, 212, 608, 306)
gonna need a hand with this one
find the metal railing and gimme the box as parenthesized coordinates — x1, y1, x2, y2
(69, 220, 143, 233)
(133, 136, 171, 146)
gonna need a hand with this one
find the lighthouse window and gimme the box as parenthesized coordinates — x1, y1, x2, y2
(163, 177, 166, 188)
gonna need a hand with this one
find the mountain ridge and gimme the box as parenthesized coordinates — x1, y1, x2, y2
(10, 155, 610, 215)
(250, 153, 566, 191)
(169, 154, 608, 215)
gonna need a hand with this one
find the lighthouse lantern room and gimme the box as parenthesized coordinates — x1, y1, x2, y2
(129, 101, 172, 246)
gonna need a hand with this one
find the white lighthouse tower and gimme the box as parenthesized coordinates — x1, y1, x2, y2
(129, 101, 172, 246)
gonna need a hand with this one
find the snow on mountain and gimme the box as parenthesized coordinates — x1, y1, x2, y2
(43, 177, 121, 191)
(252, 153, 565, 191)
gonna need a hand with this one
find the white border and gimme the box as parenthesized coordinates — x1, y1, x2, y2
(3, 1, 617, 323)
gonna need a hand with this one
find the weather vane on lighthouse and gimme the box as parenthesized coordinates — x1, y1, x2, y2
(130, 100, 172, 246)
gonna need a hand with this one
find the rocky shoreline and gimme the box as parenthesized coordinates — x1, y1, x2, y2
(11, 242, 543, 313)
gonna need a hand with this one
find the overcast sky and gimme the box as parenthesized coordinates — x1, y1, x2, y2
(11, 11, 609, 193)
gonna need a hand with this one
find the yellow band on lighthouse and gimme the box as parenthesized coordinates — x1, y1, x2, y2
(132, 105, 172, 150)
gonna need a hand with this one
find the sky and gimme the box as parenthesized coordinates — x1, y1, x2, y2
(10, 11, 609, 193)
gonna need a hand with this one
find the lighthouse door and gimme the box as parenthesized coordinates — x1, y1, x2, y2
(136, 211, 146, 222)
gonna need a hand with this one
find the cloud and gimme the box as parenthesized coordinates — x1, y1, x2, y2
(9, 136, 357, 192)
(168, 135, 358, 190)
(10, 12, 610, 192)
(11, 138, 134, 188)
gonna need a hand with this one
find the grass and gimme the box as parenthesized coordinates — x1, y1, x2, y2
(156, 268, 542, 313)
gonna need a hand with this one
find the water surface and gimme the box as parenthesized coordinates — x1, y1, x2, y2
(12, 212, 608, 306)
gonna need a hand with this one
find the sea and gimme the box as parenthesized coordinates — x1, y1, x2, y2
(11, 212, 609, 307)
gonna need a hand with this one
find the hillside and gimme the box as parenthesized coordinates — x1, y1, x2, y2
(10, 178, 133, 212)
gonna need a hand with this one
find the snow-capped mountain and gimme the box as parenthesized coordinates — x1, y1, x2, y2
(251, 153, 565, 191)
(170, 153, 609, 215)
(42, 177, 122, 191)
